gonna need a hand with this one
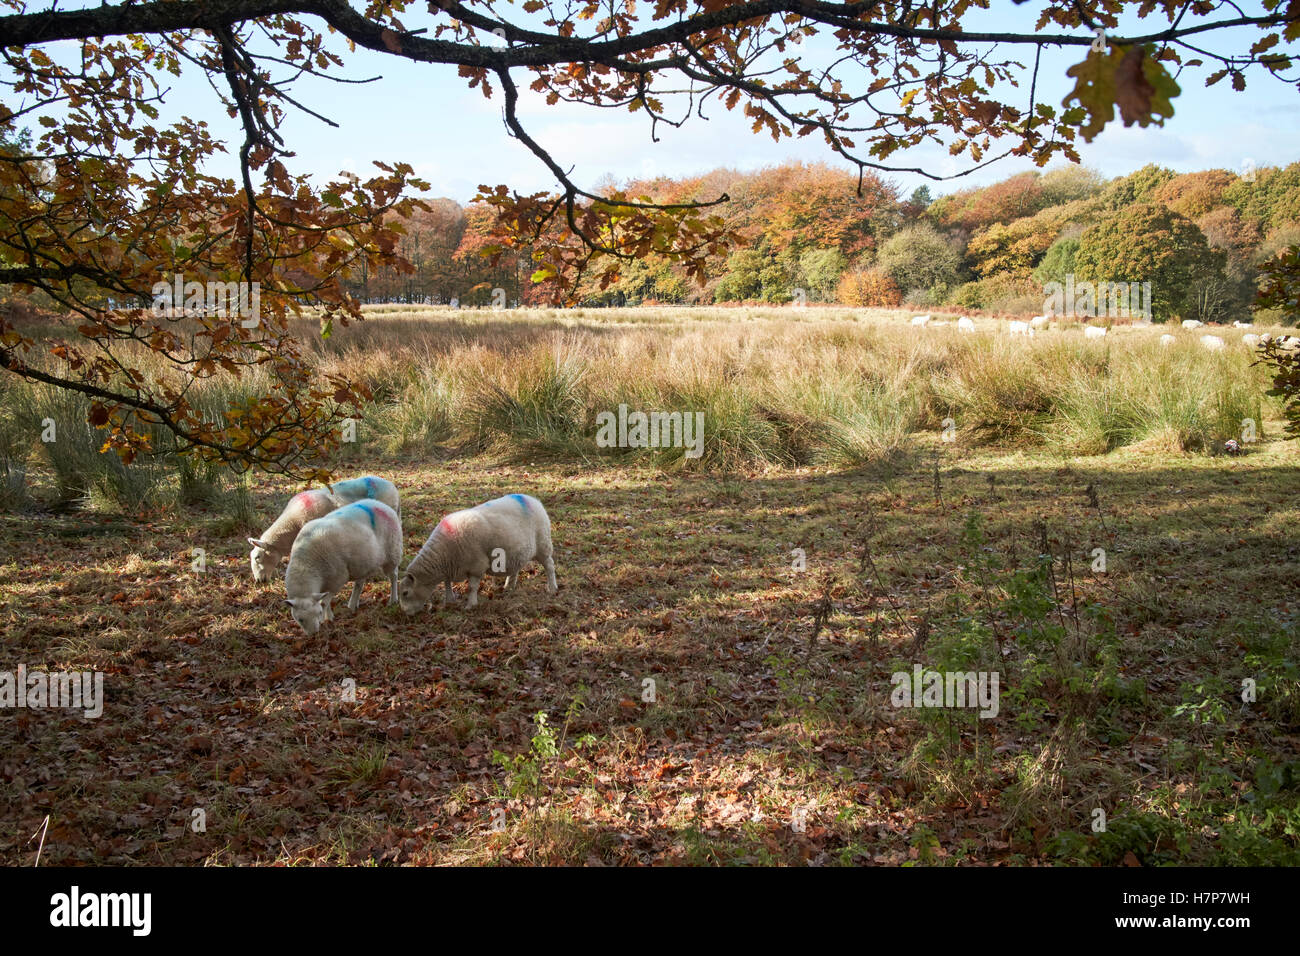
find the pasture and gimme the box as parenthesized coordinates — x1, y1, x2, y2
(1, 305, 1298, 865)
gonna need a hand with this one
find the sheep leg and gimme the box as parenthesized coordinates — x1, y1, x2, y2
(387, 565, 398, 606)
(324, 598, 335, 622)
(543, 553, 557, 594)
(347, 580, 362, 612)
(466, 575, 481, 609)
(441, 580, 456, 604)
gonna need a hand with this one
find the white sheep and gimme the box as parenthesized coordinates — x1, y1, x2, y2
(1160, 334, 1176, 346)
(399, 494, 557, 613)
(247, 489, 338, 582)
(1181, 319, 1204, 330)
(910, 314, 931, 327)
(1029, 315, 1050, 330)
(1084, 325, 1107, 339)
(957, 317, 976, 333)
(284, 500, 403, 635)
(1260, 332, 1274, 344)
(247, 474, 400, 581)
(1242, 334, 1261, 348)
(1232, 320, 1253, 328)
(328, 475, 401, 517)
(1008, 320, 1031, 336)
(1200, 334, 1225, 350)
(1279, 335, 1300, 351)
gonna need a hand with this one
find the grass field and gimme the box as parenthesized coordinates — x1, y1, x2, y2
(2, 306, 1298, 865)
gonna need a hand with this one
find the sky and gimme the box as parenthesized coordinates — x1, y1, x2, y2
(23, 1, 1300, 203)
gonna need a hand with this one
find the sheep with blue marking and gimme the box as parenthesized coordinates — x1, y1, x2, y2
(284, 500, 403, 635)
(399, 493, 557, 613)
(247, 475, 400, 582)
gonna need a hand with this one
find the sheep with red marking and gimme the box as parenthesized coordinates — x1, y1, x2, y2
(283, 500, 403, 635)
(399, 494, 557, 613)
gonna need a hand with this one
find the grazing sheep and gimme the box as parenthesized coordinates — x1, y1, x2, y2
(957, 317, 976, 333)
(1232, 320, 1253, 328)
(1279, 335, 1300, 351)
(1160, 334, 1176, 346)
(399, 493, 557, 613)
(910, 314, 931, 327)
(284, 501, 403, 635)
(247, 489, 338, 583)
(329, 475, 401, 518)
(1008, 320, 1031, 336)
(1029, 315, 1050, 330)
(1200, 334, 1225, 350)
(1260, 332, 1274, 344)
(1084, 325, 1107, 339)
(1242, 333, 1261, 348)
(1181, 319, 1204, 330)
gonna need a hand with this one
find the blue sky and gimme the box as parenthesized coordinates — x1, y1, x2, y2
(56, 2, 1300, 202)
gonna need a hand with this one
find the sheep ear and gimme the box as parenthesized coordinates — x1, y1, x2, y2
(313, 592, 329, 603)
(284, 599, 295, 607)
(249, 537, 270, 550)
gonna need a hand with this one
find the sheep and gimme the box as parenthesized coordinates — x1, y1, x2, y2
(1160, 334, 1176, 346)
(1232, 320, 1253, 329)
(1242, 333, 1261, 348)
(328, 474, 401, 518)
(1279, 335, 1300, 351)
(956, 317, 976, 333)
(399, 493, 557, 613)
(1029, 315, 1050, 330)
(1008, 320, 1031, 336)
(284, 501, 403, 635)
(1200, 334, 1225, 350)
(1181, 319, 1204, 330)
(910, 314, 931, 327)
(247, 474, 401, 581)
(1084, 325, 1107, 339)
(247, 489, 339, 583)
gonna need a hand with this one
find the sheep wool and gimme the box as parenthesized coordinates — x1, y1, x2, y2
(329, 475, 401, 518)
(400, 493, 557, 613)
(247, 488, 338, 582)
(284, 501, 403, 635)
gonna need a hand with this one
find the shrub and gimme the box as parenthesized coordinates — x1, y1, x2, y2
(1073, 204, 1228, 322)
(838, 268, 901, 307)
(875, 223, 964, 295)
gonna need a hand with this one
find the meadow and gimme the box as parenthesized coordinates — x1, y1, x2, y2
(1, 305, 1298, 865)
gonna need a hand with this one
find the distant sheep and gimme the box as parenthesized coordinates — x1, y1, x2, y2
(910, 314, 931, 327)
(957, 317, 975, 332)
(1279, 335, 1300, 351)
(1008, 320, 1032, 336)
(1084, 325, 1107, 339)
(1181, 319, 1204, 330)
(284, 501, 403, 635)
(1232, 320, 1253, 328)
(399, 494, 557, 613)
(1160, 334, 1176, 346)
(1200, 334, 1225, 350)
(1029, 315, 1050, 330)
(1242, 334, 1261, 348)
